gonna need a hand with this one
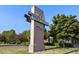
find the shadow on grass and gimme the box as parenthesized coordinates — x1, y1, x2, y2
(44, 43, 60, 51)
(45, 46, 60, 51)
(64, 48, 79, 54)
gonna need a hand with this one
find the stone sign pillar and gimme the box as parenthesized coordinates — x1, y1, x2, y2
(29, 20, 45, 53)
(24, 5, 49, 53)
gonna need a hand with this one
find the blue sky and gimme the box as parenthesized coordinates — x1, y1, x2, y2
(0, 5, 79, 34)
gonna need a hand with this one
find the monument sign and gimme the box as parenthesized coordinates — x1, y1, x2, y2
(24, 5, 48, 53)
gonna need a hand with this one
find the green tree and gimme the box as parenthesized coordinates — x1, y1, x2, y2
(22, 30, 30, 41)
(49, 14, 79, 47)
(0, 34, 6, 44)
(2, 29, 16, 44)
(44, 28, 49, 40)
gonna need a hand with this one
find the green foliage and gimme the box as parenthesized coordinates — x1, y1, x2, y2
(22, 30, 30, 41)
(2, 29, 16, 44)
(44, 28, 49, 40)
(49, 14, 79, 47)
(0, 29, 30, 45)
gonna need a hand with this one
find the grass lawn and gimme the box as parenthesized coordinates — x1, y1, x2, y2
(0, 45, 79, 54)
(0, 49, 28, 54)
(0, 46, 29, 54)
(35, 46, 79, 54)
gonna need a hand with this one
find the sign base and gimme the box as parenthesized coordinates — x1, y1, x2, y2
(29, 44, 44, 53)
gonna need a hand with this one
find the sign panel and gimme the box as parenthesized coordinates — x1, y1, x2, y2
(31, 6, 49, 26)
(32, 6, 44, 21)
